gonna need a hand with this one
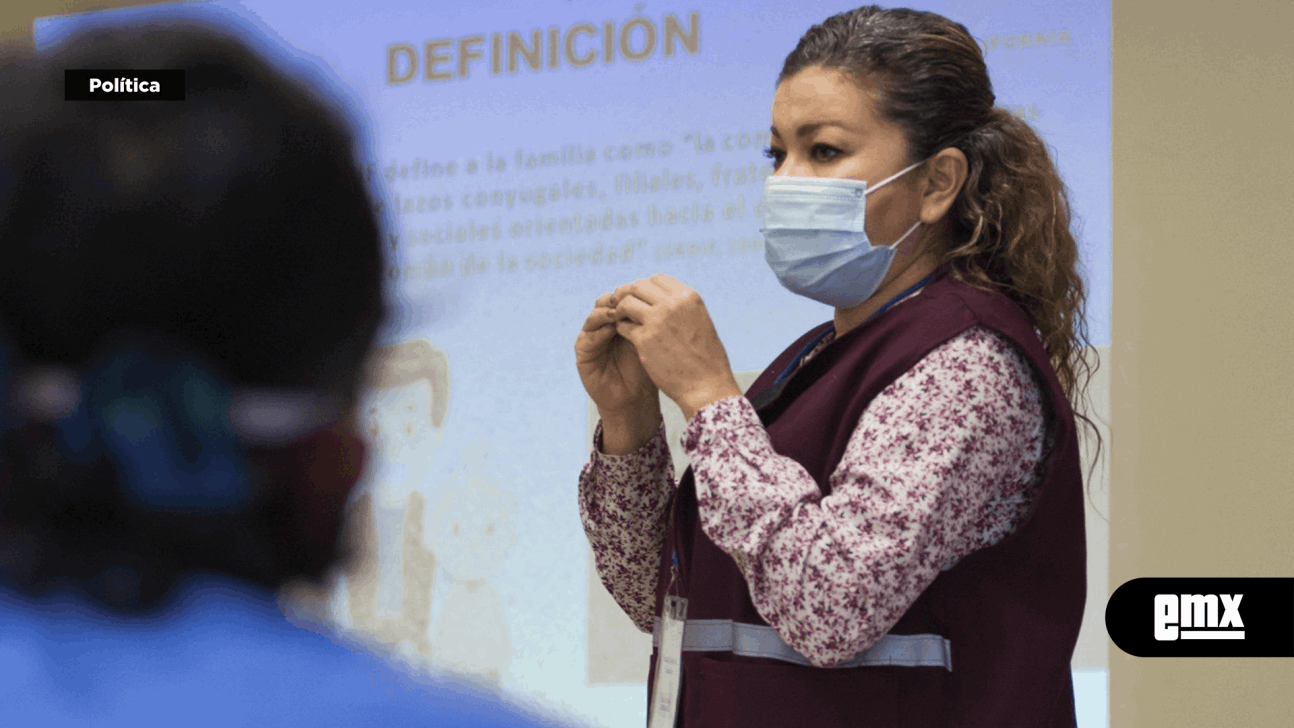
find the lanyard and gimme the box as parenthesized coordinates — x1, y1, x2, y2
(773, 269, 941, 385)
(666, 498, 682, 597)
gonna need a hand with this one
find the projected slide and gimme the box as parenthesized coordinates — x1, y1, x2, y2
(37, 2, 1110, 726)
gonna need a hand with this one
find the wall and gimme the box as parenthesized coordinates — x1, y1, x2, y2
(1109, 0, 1294, 723)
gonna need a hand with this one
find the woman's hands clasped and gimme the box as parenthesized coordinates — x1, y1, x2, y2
(576, 289, 664, 455)
(576, 291, 660, 415)
(577, 274, 743, 426)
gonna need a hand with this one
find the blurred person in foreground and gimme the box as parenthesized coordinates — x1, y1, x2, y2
(0, 19, 571, 728)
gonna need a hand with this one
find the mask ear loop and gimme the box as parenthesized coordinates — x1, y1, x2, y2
(882, 220, 924, 251)
(864, 158, 929, 196)
(864, 158, 926, 195)
(865, 158, 929, 249)
(228, 391, 342, 446)
(19, 367, 341, 446)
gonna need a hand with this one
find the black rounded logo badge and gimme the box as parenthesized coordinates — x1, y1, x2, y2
(1106, 578, 1293, 657)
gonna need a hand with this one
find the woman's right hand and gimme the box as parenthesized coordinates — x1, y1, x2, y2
(576, 293, 661, 453)
(577, 292, 658, 412)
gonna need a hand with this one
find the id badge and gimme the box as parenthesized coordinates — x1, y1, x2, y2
(647, 595, 688, 728)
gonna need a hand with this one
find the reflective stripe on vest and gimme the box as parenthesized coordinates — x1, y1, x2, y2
(651, 619, 952, 671)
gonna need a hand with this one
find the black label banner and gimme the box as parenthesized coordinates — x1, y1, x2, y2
(65, 70, 185, 101)
(1107, 578, 1294, 657)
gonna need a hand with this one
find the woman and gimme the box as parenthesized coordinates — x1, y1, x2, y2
(0, 18, 568, 728)
(576, 6, 1097, 727)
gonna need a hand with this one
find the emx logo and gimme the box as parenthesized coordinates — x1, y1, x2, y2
(1154, 593, 1243, 641)
(1107, 578, 1293, 657)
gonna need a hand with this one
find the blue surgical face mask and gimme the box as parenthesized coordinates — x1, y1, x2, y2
(757, 160, 926, 308)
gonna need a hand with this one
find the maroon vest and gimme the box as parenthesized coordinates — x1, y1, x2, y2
(648, 271, 1086, 727)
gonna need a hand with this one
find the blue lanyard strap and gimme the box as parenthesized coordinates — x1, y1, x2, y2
(774, 269, 940, 385)
(774, 329, 834, 385)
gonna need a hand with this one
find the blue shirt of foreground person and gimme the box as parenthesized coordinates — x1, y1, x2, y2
(0, 16, 574, 728)
(0, 574, 556, 727)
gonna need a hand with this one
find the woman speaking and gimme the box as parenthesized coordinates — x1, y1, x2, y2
(576, 6, 1096, 727)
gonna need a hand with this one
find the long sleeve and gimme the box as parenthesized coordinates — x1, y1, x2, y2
(683, 326, 1047, 667)
(578, 421, 676, 634)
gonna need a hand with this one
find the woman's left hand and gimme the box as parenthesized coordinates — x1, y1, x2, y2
(611, 274, 743, 420)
